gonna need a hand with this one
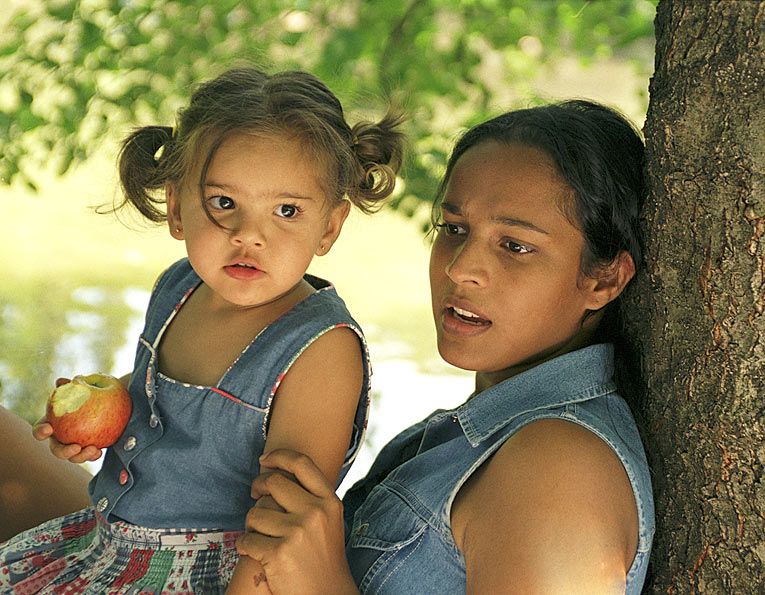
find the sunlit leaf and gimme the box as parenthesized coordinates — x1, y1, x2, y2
(46, 0, 79, 22)
(0, 0, 656, 211)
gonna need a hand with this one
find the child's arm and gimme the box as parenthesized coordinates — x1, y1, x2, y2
(226, 327, 363, 594)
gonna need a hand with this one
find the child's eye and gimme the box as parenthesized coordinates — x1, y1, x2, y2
(274, 204, 300, 218)
(502, 239, 533, 254)
(209, 196, 235, 210)
(435, 222, 466, 236)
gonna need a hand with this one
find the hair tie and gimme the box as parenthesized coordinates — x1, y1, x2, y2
(352, 135, 359, 147)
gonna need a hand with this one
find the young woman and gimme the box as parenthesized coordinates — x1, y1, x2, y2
(235, 100, 655, 594)
(0, 98, 654, 594)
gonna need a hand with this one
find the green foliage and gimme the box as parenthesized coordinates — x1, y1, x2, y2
(0, 278, 134, 424)
(0, 0, 656, 209)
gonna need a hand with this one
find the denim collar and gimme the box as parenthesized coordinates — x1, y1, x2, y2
(456, 344, 617, 447)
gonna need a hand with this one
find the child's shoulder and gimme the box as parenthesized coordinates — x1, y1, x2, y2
(150, 258, 196, 294)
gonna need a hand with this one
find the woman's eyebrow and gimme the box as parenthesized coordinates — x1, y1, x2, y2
(440, 201, 461, 215)
(491, 215, 549, 235)
(441, 201, 549, 235)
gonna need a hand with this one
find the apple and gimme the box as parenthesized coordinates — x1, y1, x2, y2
(47, 373, 132, 448)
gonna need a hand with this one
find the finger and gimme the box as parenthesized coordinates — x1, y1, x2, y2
(69, 445, 103, 463)
(52, 442, 84, 460)
(251, 471, 320, 513)
(243, 504, 297, 537)
(258, 449, 335, 498)
(32, 420, 53, 440)
(235, 530, 283, 563)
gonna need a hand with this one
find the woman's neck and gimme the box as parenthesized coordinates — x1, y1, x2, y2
(473, 324, 600, 395)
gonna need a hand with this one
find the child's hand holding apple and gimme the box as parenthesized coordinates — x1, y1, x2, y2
(33, 374, 132, 463)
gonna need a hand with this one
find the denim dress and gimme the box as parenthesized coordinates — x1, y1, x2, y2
(0, 258, 371, 594)
(343, 344, 654, 594)
(91, 258, 371, 528)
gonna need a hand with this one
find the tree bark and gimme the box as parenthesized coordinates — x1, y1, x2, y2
(626, 1, 765, 592)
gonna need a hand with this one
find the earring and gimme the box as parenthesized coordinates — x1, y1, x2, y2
(175, 227, 182, 233)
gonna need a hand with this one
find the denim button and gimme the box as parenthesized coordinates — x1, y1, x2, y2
(119, 470, 129, 485)
(123, 436, 137, 451)
(355, 523, 369, 536)
(149, 415, 159, 428)
(97, 497, 109, 512)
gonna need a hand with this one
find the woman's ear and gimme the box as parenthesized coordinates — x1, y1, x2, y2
(315, 201, 351, 256)
(166, 182, 184, 240)
(583, 251, 636, 311)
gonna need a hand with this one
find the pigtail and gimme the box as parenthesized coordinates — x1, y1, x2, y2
(349, 110, 407, 213)
(116, 125, 175, 223)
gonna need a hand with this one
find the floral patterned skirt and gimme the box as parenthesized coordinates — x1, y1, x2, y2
(0, 508, 242, 594)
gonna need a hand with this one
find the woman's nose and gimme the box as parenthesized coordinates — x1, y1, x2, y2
(445, 241, 489, 287)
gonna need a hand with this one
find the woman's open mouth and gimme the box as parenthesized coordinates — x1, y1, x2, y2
(449, 306, 490, 325)
(442, 304, 492, 335)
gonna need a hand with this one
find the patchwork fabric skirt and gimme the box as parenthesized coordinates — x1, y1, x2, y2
(0, 508, 242, 594)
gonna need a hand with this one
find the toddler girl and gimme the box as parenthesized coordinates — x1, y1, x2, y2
(0, 67, 404, 594)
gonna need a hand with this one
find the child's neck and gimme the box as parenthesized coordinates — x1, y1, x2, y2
(158, 278, 316, 387)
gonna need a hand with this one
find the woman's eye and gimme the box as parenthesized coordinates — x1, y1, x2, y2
(436, 222, 465, 236)
(209, 196, 235, 210)
(275, 204, 299, 218)
(503, 240, 532, 254)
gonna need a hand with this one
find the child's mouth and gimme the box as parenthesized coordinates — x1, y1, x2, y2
(224, 263, 263, 280)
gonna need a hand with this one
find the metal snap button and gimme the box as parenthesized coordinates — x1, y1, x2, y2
(355, 523, 369, 536)
(149, 415, 159, 428)
(97, 497, 109, 512)
(123, 436, 137, 451)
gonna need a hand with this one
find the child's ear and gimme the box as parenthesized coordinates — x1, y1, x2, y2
(583, 251, 636, 311)
(316, 201, 351, 256)
(166, 182, 184, 240)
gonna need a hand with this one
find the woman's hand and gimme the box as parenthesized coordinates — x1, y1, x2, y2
(31, 378, 103, 463)
(235, 449, 358, 595)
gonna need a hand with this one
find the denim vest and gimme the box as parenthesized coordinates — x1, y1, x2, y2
(343, 344, 654, 594)
(89, 259, 370, 530)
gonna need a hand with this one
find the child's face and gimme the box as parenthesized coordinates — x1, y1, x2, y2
(166, 131, 348, 309)
(429, 141, 612, 388)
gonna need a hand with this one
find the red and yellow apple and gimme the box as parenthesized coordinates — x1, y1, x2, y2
(47, 373, 132, 448)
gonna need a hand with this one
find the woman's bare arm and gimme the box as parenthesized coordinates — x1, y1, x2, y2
(452, 418, 639, 594)
(0, 406, 92, 541)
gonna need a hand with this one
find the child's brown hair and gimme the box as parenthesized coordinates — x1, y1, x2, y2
(117, 68, 406, 223)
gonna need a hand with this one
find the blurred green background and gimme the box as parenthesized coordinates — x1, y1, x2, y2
(0, 0, 656, 485)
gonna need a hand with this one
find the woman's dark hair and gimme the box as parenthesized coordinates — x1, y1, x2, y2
(116, 68, 406, 223)
(433, 99, 645, 278)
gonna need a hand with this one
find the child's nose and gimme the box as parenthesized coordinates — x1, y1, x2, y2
(445, 241, 488, 287)
(229, 215, 265, 248)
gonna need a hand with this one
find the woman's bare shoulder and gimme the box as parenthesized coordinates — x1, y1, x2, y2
(452, 418, 638, 594)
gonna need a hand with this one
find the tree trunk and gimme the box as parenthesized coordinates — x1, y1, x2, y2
(626, 1, 765, 592)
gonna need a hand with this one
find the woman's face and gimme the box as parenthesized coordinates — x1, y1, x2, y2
(429, 141, 610, 390)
